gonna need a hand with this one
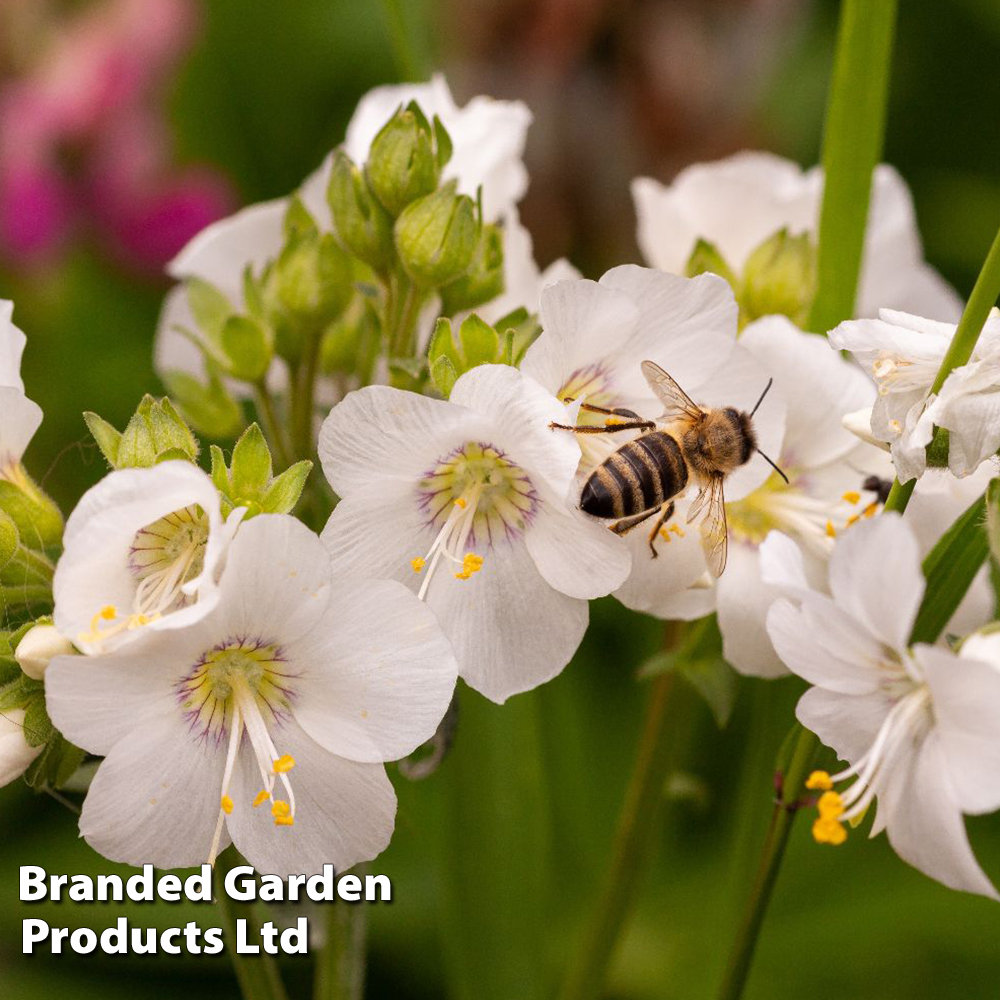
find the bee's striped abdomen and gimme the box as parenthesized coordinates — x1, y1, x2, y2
(580, 431, 688, 519)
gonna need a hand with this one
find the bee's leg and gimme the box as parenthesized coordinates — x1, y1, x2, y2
(646, 501, 676, 559)
(549, 419, 656, 434)
(576, 402, 644, 420)
(609, 507, 659, 536)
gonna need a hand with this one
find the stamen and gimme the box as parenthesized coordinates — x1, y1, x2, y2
(825, 520, 837, 538)
(272, 754, 296, 774)
(411, 557, 425, 573)
(806, 770, 833, 790)
(841, 491, 861, 505)
(252, 789, 269, 808)
(221, 795, 234, 814)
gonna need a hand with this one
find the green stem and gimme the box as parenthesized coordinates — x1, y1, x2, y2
(292, 332, 322, 462)
(378, 0, 427, 81)
(314, 883, 367, 1000)
(883, 223, 1000, 515)
(808, 0, 897, 334)
(715, 726, 819, 1000)
(389, 276, 423, 360)
(253, 383, 292, 469)
(556, 626, 682, 1000)
(214, 850, 289, 1000)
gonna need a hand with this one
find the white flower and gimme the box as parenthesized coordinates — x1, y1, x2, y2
(831, 308, 1000, 482)
(633, 152, 961, 322)
(0, 299, 42, 478)
(0, 709, 41, 787)
(765, 514, 1000, 899)
(45, 514, 457, 876)
(53, 461, 239, 654)
(319, 364, 630, 703)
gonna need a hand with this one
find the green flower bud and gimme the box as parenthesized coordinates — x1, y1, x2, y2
(427, 313, 507, 398)
(160, 367, 244, 441)
(439, 223, 505, 315)
(366, 104, 441, 216)
(0, 468, 63, 550)
(684, 238, 738, 289)
(328, 150, 395, 272)
(738, 229, 817, 328)
(321, 293, 380, 383)
(90, 395, 200, 470)
(395, 180, 478, 288)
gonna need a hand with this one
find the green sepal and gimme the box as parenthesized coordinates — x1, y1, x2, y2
(114, 394, 200, 468)
(433, 114, 453, 171)
(439, 223, 505, 315)
(366, 103, 441, 216)
(459, 314, 500, 367)
(0, 509, 18, 570)
(684, 238, 738, 287)
(220, 314, 272, 383)
(83, 411, 122, 467)
(283, 194, 319, 240)
(430, 355, 459, 399)
(186, 277, 233, 340)
(0, 473, 63, 551)
(327, 149, 395, 272)
(394, 180, 478, 287)
(230, 424, 273, 498)
(261, 461, 313, 515)
(637, 615, 736, 728)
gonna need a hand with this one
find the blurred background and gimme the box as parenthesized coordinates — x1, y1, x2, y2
(2, 1, 1000, 998)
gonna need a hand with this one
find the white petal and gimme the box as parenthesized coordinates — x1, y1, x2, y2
(212, 514, 332, 643)
(79, 714, 227, 869)
(739, 316, 874, 469)
(766, 597, 885, 694)
(826, 513, 923, 651)
(166, 198, 288, 297)
(795, 685, 892, 764)
(448, 365, 582, 496)
(53, 462, 226, 652)
(0, 708, 42, 786)
(290, 577, 457, 763)
(931, 362, 1000, 477)
(880, 730, 998, 899)
(612, 495, 715, 618)
(916, 644, 1000, 815)
(524, 493, 631, 600)
(717, 544, 786, 678)
(227, 721, 395, 878)
(44, 630, 209, 755)
(319, 384, 487, 499)
(0, 387, 42, 469)
(525, 277, 639, 396)
(0, 299, 27, 390)
(757, 530, 811, 594)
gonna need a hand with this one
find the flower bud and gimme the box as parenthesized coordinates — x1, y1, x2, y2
(160, 368, 244, 441)
(366, 104, 441, 216)
(684, 238, 738, 289)
(439, 224, 505, 315)
(0, 467, 63, 549)
(739, 228, 817, 328)
(113, 395, 200, 468)
(327, 150, 395, 272)
(0, 708, 42, 787)
(15, 623, 75, 680)
(395, 180, 478, 288)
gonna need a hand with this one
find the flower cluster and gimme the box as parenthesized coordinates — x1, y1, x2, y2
(2, 75, 999, 905)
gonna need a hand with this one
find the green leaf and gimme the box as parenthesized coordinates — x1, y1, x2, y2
(910, 488, 991, 645)
(260, 461, 312, 515)
(22, 689, 52, 748)
(83, 411, 122, 467)
(439, 687, 552, 1000)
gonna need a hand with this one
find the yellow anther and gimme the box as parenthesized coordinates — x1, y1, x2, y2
(100, 605, 117, 620)
(272, 754, 296, 774)
(411, 557, 425, 573)
(252, 789, 269, 808)
(604, 415, 626, 426)
(454, 497, 467, 509)
(817, 790, 845, 820)
(846, 514, 860, 527)
(455, 552, 484, 580)
(842, 491, 861, 505)
(220, 795, 234, 814)
(271, 799, 291, 819)
(805, 770, 833, 791)
(274, 816, 295, 827)
(659, 527, 672, 542)
(863, 502, 877, 519)
(812, 817, 847, 845)
(668, 524, 685, 537)
(888, 419, 902, 433)
(825, 520, 837, 538)
(454, 570, 472, 580)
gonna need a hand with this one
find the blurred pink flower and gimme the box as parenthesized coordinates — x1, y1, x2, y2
(0, 0, 234, 272)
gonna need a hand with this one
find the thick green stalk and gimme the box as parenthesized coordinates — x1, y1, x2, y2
(717, 3, 897, 997)
(715, 727, 819, 1000)
(808, 0, 897, 334)
(555, 669, 678, 1000)
(291, 332, 323, 462)
(214, 850, 289, 1000)
(314, 885, 367, 1000)
(253, 382, 293, 469)
(883, 223, 1000, 514)
(378, 0, 427, 82)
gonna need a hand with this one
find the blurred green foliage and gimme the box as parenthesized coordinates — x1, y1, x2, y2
(3, 2, 1000, 999)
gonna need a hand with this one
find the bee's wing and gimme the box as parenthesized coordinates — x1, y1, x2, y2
(697, 475, 728, 578)
(641, 361, 704, 421)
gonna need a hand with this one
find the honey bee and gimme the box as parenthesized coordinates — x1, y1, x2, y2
(551, 360, 786, 576)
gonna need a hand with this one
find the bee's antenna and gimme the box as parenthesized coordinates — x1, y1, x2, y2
(749, 377, 774, 418)
(757, 448, 789, 484)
